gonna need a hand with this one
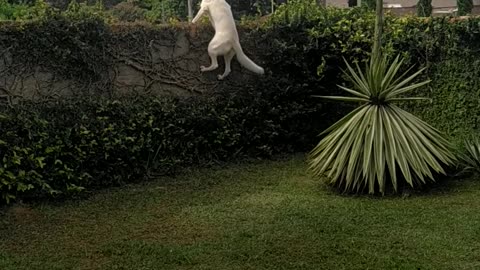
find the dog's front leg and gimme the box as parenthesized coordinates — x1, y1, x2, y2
(192, 7, 207, 23)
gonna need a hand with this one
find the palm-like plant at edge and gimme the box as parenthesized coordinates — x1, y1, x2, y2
(460, 137, 480, 174)
(308, 0, 456, 194)
(308, 54, 456, 194)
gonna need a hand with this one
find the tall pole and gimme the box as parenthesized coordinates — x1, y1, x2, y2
(188, 0, 193, 21)
(162, 1, 165, 23)
(372, 0, 383, 60)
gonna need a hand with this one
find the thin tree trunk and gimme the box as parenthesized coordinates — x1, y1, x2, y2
(187, 0, 193, 21)
(372, 0, 383, 59)
(161, 2, 165, 23)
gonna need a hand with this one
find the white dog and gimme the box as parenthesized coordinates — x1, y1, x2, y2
(191, 0, 265, 80)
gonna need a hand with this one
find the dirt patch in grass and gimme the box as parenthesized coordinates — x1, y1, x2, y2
(131, 214, 220, 245)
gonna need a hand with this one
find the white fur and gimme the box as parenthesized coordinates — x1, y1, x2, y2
(192, 0, 265, 80)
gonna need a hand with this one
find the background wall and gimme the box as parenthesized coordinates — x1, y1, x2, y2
(0, 22, 269, 101)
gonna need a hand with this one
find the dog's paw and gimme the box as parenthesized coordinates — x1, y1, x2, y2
(200, 66, 207, 72)
(217, 74, 224, 80)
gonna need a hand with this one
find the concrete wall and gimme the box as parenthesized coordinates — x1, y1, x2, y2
(327, 0, 480, 15)
(0, 24, 263, 101)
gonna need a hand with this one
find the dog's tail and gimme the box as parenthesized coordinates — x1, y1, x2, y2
(232, 40, 264, 75)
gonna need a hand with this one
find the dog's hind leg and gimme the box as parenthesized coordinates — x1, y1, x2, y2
(200, 38, 223, 72)
(200, 53, 219, 72)
(217, 50, 235, 80)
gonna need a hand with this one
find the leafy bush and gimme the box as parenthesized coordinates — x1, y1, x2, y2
(63, 0, 112, 22)
(361, 0, 376, 10)
(143, 0, 187, 23)
(417, 0, 432, 17)
(407, 58, 480, 146)
(0, 0, 49, 21)
(1, 14, 110, 85)
(0, 85, 326, 204)
(457, 0, 473, 16)
(268, 0, 325, 26)
(110, 1, 146, 22)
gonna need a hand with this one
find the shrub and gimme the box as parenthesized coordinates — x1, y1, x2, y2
(143, 0, 187, 23)
(0, 85, 326, 203)
(63, 0, 112, 22)
(0, 0, 49, 21)
(417, 0, 432, 17)
(457, 0, 473, 16)
(407, 58, 480, 146)
(361, 0, 376, 10)
(110, 1, 146, 22)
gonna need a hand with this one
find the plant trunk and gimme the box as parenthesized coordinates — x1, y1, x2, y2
(187, 0, 193, 21)
(457, 0, 473, 15)
(372, 0, 383, 60)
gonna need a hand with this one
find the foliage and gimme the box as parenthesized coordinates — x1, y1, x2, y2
(0, 86, 325, 203)
(405, 58, 480, 146)
(109, 1, 146, 22)
(268, 0, 325, 26)
(0, 0, 114, 22)
(309, 54, 456, 194)
(417, 0, 432, 17)
(63, 0, 112, 21)
(143, 0, 188, 23)
(460, 137, 480, 173)
(1, 8, 480, 201)
(361, 0, 376, 10)
(228, 0, 279, 18)
(1, 14, 110, 84)
(457, 0, 473, 16)
(0, 0, 49, 21)
(267, 7, 480, 145)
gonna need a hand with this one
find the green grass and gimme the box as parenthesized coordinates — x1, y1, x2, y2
(1, 155, 480, 270)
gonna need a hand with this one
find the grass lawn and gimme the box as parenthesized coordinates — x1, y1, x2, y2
(1, 154, 480, 270)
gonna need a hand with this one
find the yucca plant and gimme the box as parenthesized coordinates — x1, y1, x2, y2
(309, 0, 455, 194)
(460, 138, 480, 173)
(308, 54, 457, 194)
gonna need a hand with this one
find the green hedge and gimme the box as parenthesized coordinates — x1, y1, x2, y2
(0, 85, 332, 203)
(413, 58, 480, 144)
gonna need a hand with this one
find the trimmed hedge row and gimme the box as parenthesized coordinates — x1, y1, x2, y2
(0, 85, 334, 203)
(414, 58, 480, 144)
